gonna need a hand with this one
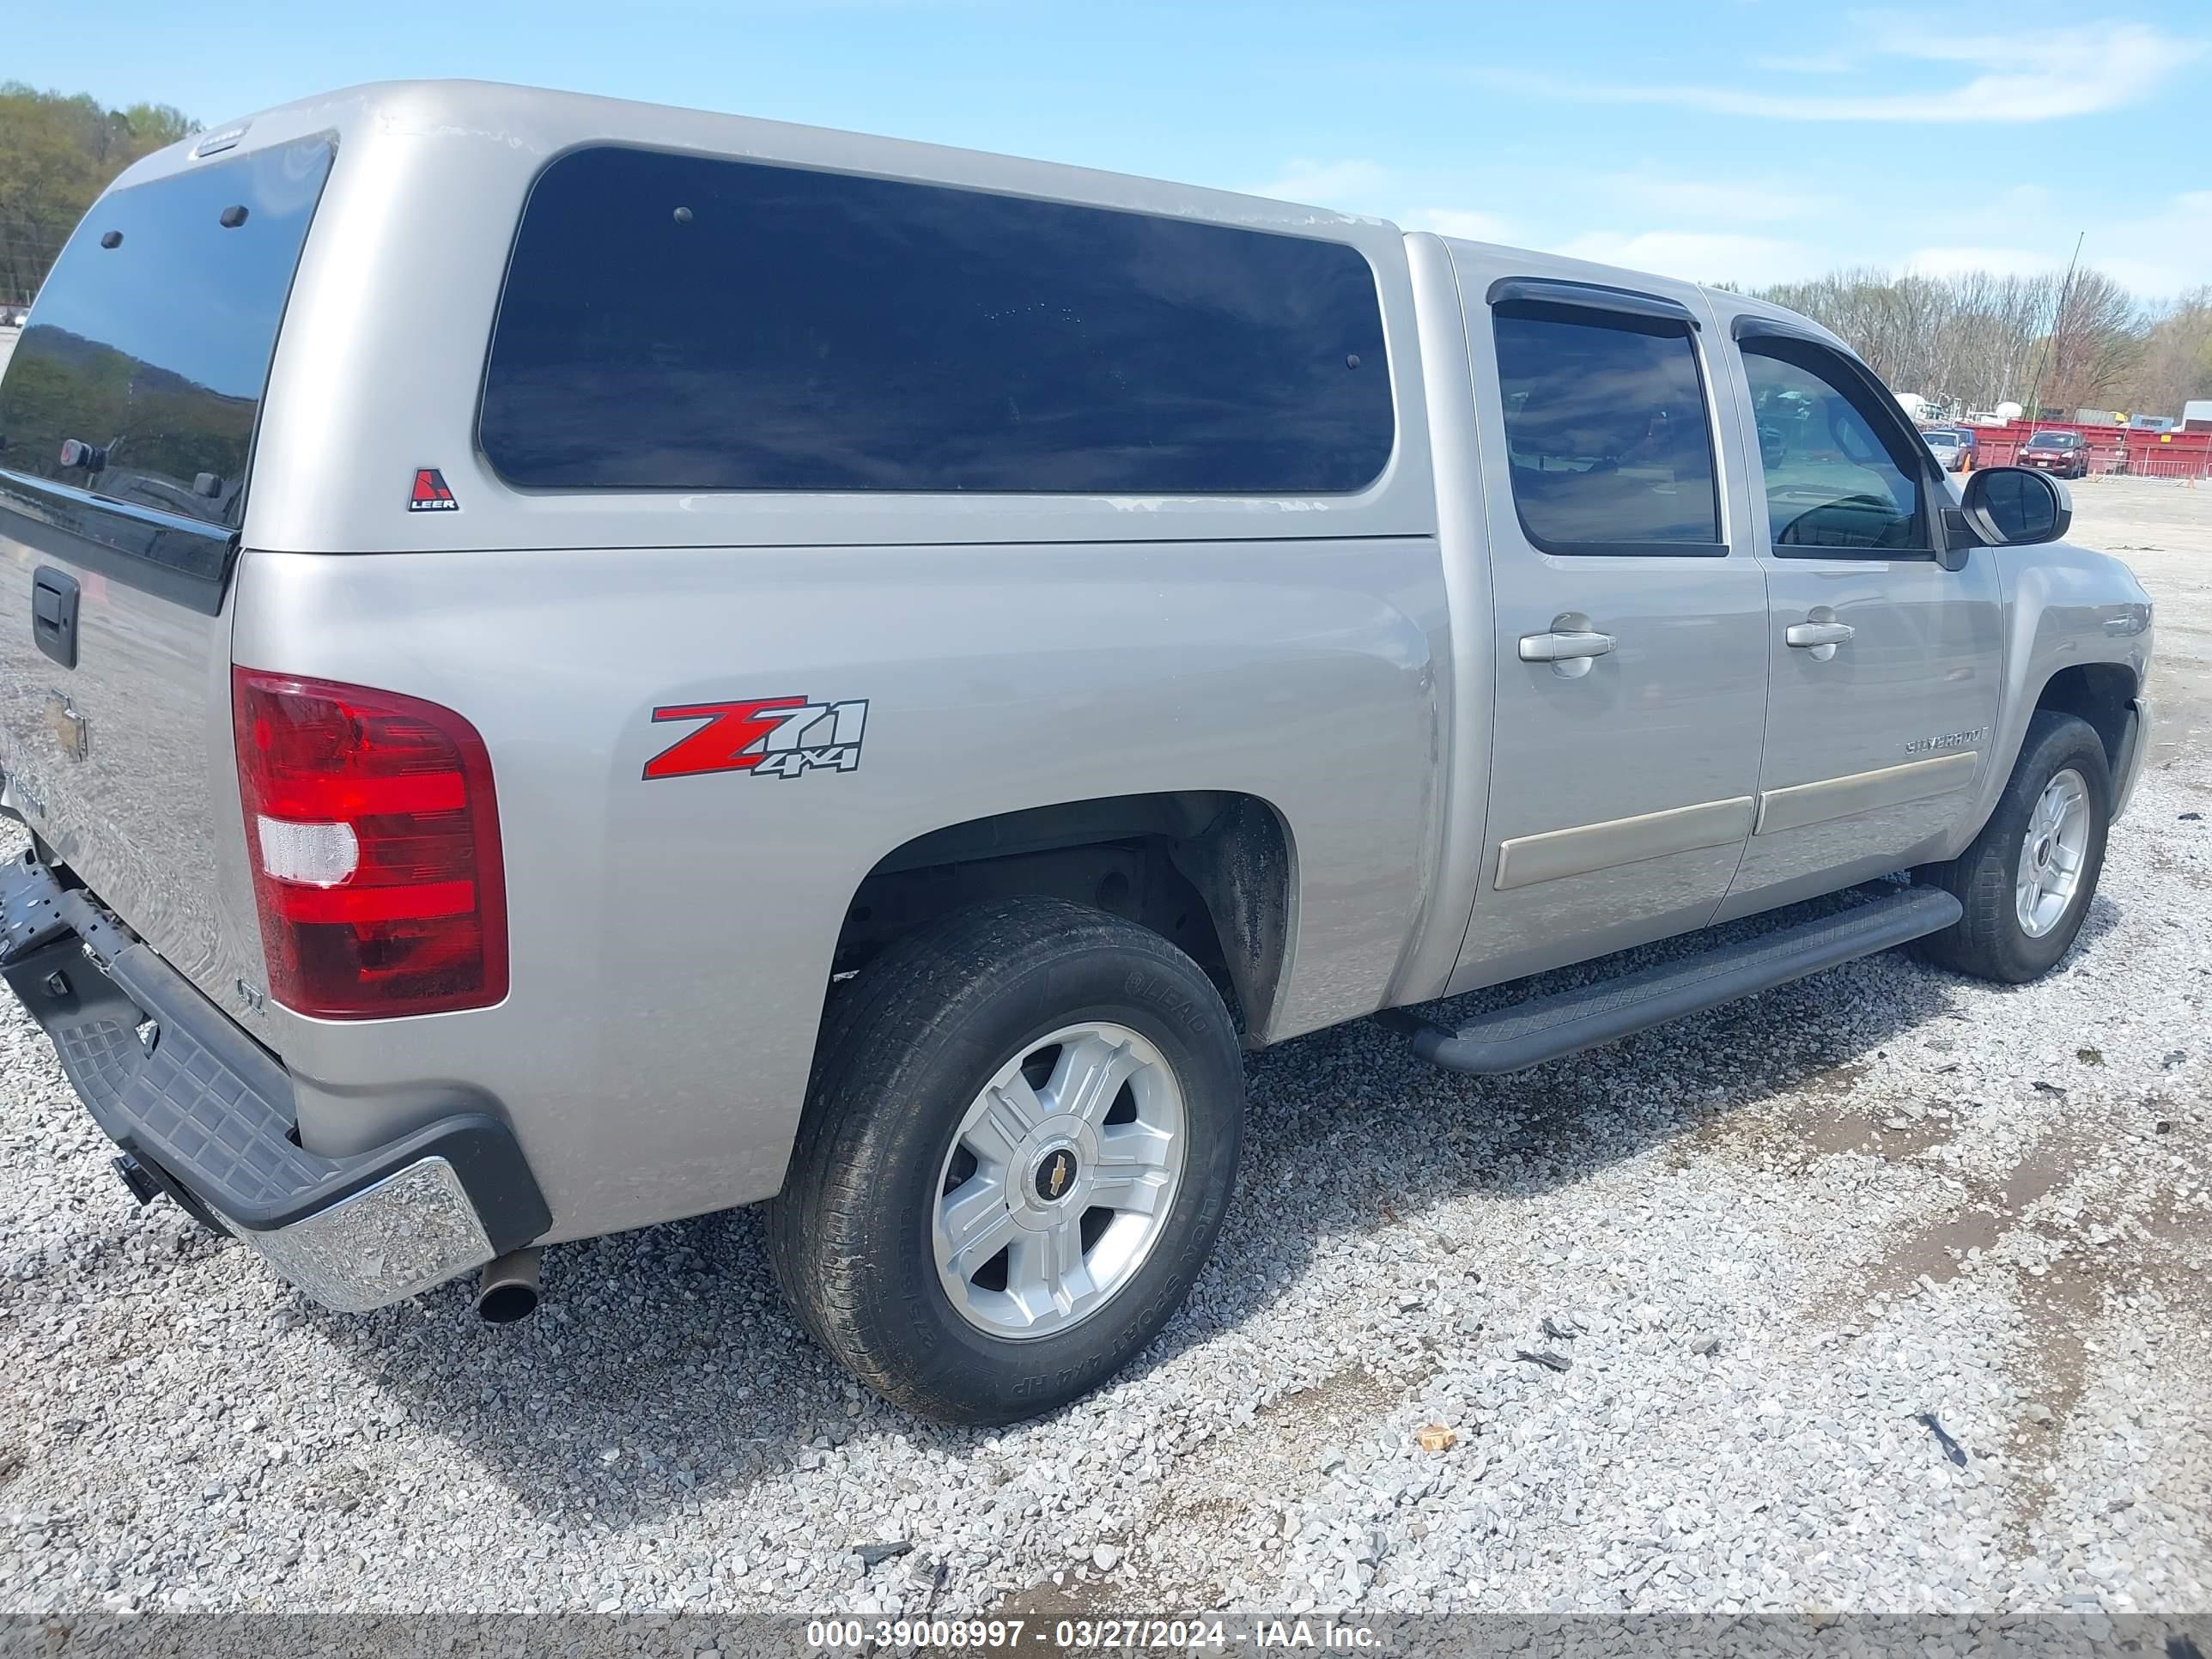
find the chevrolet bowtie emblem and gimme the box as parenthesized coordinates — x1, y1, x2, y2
(1035, 1148, 1077, 1203)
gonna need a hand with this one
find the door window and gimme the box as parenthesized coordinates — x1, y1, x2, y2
(1741, 338, 1929, 555)
(1492, 301, 1723, 556)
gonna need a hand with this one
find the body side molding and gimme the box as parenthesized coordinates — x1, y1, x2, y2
(1494, 796, 1756, 891)
(1755, 751, 1978, 836)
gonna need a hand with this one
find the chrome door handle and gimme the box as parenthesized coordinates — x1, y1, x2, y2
(1785, 621, 1856, 648)
(1518, 629, 1616, 663)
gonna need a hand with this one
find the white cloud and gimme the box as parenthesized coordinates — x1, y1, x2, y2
(1599, 171, 1827, 224)
(1474, 19, 2200, 122)
(1404, 207, 1516, 243)
(1942, 183, 2057, 232)
(1752, 51, 1856, 74)
(1403, 214, 1814, 284)
(2098, 258, 2191, 300)
(1905, 246, 2066, 279)
(1242, 158, 2212, 304)
(1905, 192, 2212, 297)
(1242, 158, 1391, 208)
(2094, 190, 2212, 299)
(1553, 229, 1814, 286)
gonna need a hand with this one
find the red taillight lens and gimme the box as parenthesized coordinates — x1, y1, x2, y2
(233, 668, 508, 1018)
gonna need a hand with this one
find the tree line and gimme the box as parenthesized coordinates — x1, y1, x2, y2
(1733, 266, 2209, 422)
(1, 83, 194, 307)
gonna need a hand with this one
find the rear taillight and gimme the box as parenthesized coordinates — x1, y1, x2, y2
(233, 668, 507, 1018)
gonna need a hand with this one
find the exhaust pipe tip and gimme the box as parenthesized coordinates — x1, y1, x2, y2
(476, 1247, 543, 1324)
(112, 1153, 162, 1207)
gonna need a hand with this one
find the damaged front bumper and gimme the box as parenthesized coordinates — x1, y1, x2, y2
(0, 849, 548, 1311)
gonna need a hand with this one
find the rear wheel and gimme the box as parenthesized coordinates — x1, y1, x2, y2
(769, 896, 1244, 1424)
(1918, 711, 2111, 982)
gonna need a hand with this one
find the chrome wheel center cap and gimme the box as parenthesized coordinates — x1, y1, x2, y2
(1029, 1139, 1082, 1206)
(1001, 1117, 1097, 1231)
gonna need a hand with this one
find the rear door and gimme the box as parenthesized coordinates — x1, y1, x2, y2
(0, 137, 335, 1011)
(1443, 258, 1771, 993)
(1711, 315, 2002, 920)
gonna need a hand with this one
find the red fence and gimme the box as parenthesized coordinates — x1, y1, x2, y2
(1940, 419, 2212, 480)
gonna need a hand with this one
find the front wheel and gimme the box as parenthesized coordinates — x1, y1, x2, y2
(768, 896, 1244, 1425)
(1917, 711, 2111, 982)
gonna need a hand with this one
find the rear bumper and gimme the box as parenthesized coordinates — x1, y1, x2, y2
(0, 849, 548, 1311)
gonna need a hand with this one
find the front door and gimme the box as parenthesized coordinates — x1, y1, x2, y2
(1446, 258, 1771, 994)
(1712, 319, 2003, 920)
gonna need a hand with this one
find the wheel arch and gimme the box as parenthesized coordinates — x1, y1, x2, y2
(2032, 661, 2137, 780)
(1959, 549, 2154, 858)
(830, 790, 1297, 1042)
(1960, 660, 2141, 853)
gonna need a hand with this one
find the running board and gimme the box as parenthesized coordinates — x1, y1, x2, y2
(1402, 885, 1962, 1076)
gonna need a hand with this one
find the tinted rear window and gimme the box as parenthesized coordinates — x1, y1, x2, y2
(481, 146, 1394, 495)
(0, 140, 334, 529)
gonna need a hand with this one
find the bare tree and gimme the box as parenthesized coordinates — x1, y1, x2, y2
(2038, 270, 2143, 414)
(1729, 264, 2172, 417)
(2136, 287, 2212, 416)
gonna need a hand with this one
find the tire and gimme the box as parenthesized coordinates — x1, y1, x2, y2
(768, 896, 1244, 1425)
(1917, 710, 2111, 983)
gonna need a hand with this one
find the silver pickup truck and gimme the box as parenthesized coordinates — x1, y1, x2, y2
(0, 81, 2154, 1425)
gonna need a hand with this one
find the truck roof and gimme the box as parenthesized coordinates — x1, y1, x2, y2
(111, 78, 1841, 351)
(114, 78, 1391, 236)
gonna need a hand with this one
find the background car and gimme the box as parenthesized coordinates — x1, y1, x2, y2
(1922, 426, 1973, 471)
(2020, 429, 2090, 478)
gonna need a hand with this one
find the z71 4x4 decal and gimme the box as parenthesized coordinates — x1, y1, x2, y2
(643, 696, 869, 781)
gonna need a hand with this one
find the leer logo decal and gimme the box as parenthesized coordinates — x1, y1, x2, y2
(644, 696, 869, 781)
(408, 468, 459, 512)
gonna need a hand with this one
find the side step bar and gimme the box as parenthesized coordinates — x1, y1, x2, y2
(1402, 885, 1962, 1076)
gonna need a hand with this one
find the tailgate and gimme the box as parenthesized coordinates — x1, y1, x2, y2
(0, 137, 334, 1017)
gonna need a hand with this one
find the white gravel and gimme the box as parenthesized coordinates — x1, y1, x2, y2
(5, 760, 2206, 1620)
(5, 489, 2210, 1620)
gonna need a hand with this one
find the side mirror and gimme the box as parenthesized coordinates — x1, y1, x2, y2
(1960, 465, 2070, 547)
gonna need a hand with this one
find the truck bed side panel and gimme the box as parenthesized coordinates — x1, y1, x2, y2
(232, 539, 1445, 1242)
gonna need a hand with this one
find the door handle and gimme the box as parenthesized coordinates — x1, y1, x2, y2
(31, 566, 80, 671)
(1785, 621, 1855, 649)
(1518, 629, 1616, 663)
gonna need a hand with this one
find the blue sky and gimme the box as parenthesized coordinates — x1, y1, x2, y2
(14, 1, 2210, 296)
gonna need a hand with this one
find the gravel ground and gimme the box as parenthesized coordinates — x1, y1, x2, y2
(3, 481, 2209, 1620)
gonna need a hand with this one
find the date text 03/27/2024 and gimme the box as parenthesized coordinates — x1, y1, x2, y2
(804, 1616, 1379, 1650)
